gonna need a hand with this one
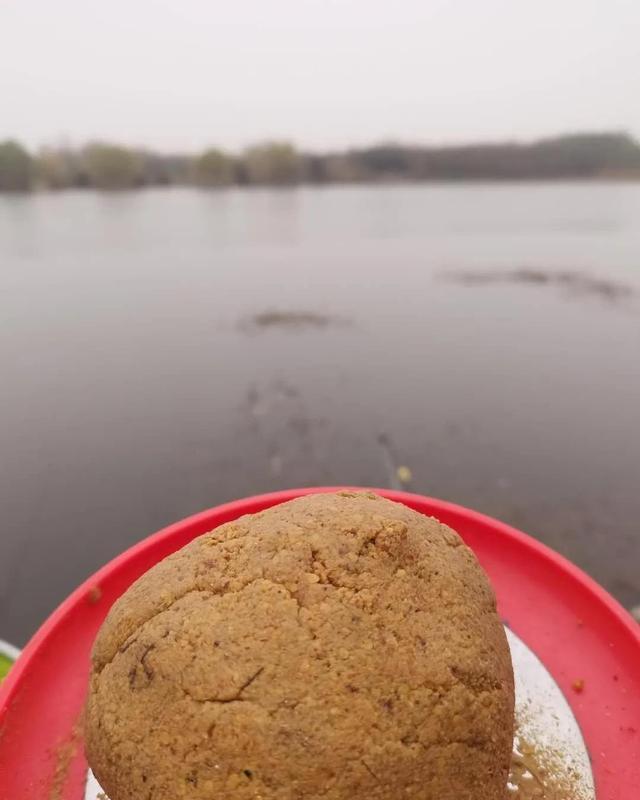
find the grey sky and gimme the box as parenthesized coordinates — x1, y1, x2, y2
(2, 0, 638, 152)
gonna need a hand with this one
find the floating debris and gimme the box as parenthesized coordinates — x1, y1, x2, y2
(240, 310, 349, 332)
(441, 268, 634, 304)
(377, 432, 410, 491)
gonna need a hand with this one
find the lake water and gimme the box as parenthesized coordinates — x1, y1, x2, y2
(1, 184, 639, 644)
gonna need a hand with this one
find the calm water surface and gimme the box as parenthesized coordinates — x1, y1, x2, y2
(1, 184, 639, 643)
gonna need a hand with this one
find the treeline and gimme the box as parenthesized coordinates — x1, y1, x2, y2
(1, 132, 640, 191)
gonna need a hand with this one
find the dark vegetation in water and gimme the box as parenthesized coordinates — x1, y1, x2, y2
(240, 310, 348, 333)
(1, 132, 640, 191)
(442, 269, 634, 304)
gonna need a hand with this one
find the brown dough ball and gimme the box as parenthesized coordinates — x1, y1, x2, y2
(85, 491, 514, 800)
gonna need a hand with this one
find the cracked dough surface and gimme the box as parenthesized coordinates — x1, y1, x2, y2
(85, 491, 514, 800)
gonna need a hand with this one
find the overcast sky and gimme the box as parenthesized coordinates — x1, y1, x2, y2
(1, 0, 638, 152)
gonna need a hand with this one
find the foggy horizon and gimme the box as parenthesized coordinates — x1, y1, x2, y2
(3, 0, 639, 152)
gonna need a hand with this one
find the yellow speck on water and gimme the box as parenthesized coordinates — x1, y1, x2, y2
(396, 466, 412, 484)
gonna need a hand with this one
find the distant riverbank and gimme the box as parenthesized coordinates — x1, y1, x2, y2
(1, 131, 640, 192)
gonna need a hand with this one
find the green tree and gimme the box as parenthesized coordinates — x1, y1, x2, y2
(242, 142, 303, 185)
(0, 140, 33, 191)
(193, 149, 235, 187)
(137, 151, 194, 186)
(82, 143, 141, 189)
(323, 153, 365, 183)
(36, 146, 84, 189)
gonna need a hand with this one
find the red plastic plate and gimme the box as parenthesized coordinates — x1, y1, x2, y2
(1, 488, 638, 799)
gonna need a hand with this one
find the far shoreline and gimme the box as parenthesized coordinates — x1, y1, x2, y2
(2, 132, 640, 192)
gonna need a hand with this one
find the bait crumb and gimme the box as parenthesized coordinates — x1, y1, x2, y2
(49, 724, 82, 800)
(87, 586, 103, 605)
(85, 492, 514, 800)
(509, 733, 586, 799)
(508, 709, 591, 800)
